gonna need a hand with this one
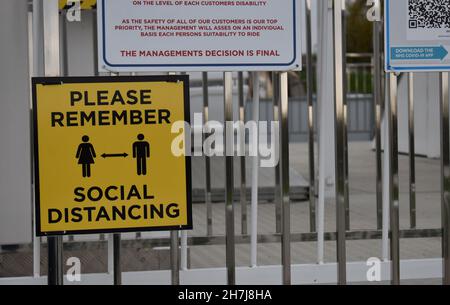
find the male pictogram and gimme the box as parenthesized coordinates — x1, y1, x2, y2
(133, 134, 150, 175)
(76, 135, 96, 178)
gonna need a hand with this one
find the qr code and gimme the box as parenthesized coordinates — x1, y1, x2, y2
(408, 0, 450, 29)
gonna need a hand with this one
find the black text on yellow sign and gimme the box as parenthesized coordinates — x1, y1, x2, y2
(32, 76, 192, 236)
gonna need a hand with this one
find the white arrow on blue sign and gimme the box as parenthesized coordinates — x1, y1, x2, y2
(391, 46, 448, 61)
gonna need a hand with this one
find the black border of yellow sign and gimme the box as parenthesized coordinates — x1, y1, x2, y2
(32, 75, 192, 236)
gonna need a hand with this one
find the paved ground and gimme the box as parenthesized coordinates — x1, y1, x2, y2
(0, 142, 444, 284)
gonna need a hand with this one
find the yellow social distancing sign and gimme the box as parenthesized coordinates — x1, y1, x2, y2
(32, 76, 192, 235)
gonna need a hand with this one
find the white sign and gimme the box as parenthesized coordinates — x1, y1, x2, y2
(97, 0, 301, 72)
(385, 0, 450, 72)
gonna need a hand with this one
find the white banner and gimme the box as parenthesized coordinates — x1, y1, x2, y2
(97, 0, 301, 72)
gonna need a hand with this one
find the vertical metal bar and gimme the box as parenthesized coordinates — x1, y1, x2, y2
(408, 73, 416, 229)
(43, 0, 63, 286)
(279, 72, 291, 285)
(166, 72, 180, 285)
(347, 66, 351, 95)
(363, 65, 367, 94)
(381, 27, 390, 262)
(357, 66, 361, 94)
(47, 236, 63, 285)
(60, 6, 76, 244)
(31, 0, 42, 278)
(316, 0, 327, 265)
(238, 72, 247, 235)
(92, 10, 99, 77)
(380, 11, 389, 260)
(272, 72, 282, 234)
(373, 16, 383, 230)
(342, 1, 350, 231)
(440, 72, 450, 284)
(177, 64, 189, 266)
(107, 233, 114, 275)
(177, 70, 188, 270)
(108, 68, 122, 285)
(170, 230, 180, 285)
(113, 233, 121, 285)
(333, 0, 347, 285)
(61, 11, 68, 77)
(251, 72, 260, 267)
(362, 65, 368, 95)
(43, 0, 60, 76)
(178, 65, 189, 267)
(130, 71, 142, 241)
(382, 85, 390, 261)
(388, 72, 400, 285)
(306, 0, 316, 233)
(202, 72, 213, 236)
(180, 231, 188, 271)
(344, 100, 349, 231)
(224, 72, 235, 285)
(92, 10, 106, 242)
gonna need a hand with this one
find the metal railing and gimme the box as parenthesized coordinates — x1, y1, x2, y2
(1, 0, 449, 286)
(245, 95, 374, 142)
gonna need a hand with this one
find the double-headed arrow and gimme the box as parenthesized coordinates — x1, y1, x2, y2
(391, 45, 448, 61)
(101, 153, 128, 158)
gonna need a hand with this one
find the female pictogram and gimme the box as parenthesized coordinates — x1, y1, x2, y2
(76, 135, 96, 177)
